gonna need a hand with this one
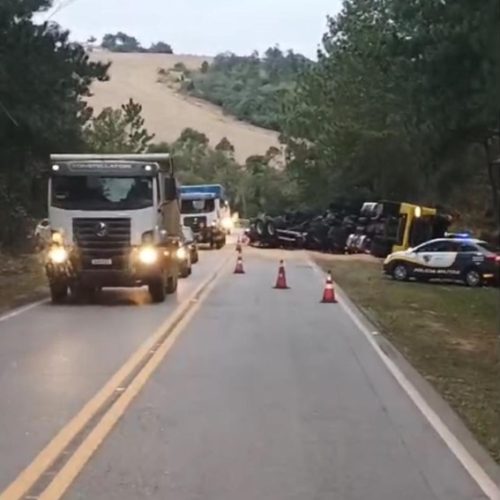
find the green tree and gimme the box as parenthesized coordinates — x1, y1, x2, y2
(102, 32, 143, 52)
(178, 128, 209, 147)
(149, 41, 173, 54)
(0, 0, 109, 246)
(200, 61, 209, 74)
(173, 62, 188, 73)
(281, 0, 499, 229)
(185, 48, 312, 131)
(148, 128, 295, 218)
(84, 99, 154, 153)
(215, 137, 235, 155)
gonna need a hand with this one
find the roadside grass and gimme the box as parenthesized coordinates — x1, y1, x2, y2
(0, 252, 46, 315)
(313, 256, 500, 463)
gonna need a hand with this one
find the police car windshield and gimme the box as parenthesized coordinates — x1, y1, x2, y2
(52, 175, 153, 210)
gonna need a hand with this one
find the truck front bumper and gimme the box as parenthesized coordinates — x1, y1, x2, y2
(195, 227, 225, 244)
(45, 245, 179, 287)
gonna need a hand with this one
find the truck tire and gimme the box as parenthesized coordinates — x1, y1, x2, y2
(180, 262, 191, 278)
(149, 277, 166, 303)
(50, 282, 68, 304)
(191, 249, 199, 264)
(265, 221, 276, 237)
(166, 273, 178, 294)
(255, 219, 265, 237)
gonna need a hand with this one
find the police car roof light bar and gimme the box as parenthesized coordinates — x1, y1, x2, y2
(445, 231, 472, 239)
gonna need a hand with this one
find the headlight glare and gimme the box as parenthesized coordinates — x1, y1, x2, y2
(138, 246, 158, 265)
(176, 247, 187, 260)
(48, 245, 68, 264)
(221, 217, 233, 229)
(51, 231, 63, 245)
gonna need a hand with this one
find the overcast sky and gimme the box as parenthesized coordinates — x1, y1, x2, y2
(36, 0, 343, 58)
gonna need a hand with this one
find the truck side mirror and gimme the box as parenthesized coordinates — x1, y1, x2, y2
(164, 178, 177, 201)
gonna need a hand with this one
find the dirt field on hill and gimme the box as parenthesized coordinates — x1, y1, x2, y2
(87, 51, 281, 163)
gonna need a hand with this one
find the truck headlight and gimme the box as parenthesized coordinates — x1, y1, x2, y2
(48, 245, 68, 264)
(176, 247, 187, 260)
(51, 231, 63, 245)
(138, 246, 158, 265)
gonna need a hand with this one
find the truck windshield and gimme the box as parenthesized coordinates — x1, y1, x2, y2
(51, 176, 153, 210)
(181, 199, 215, 214)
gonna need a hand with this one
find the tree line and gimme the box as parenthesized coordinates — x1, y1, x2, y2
(279, 0, 499, 238)
(0, 0, 293, 251)
(185, 48, 311, 130)
(100, 32, 173, 54)
(86, 103, 297, 219)
(0, 0, 109, 247)
(1, 0, 498, 249)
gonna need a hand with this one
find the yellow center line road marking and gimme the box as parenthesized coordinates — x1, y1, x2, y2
(38, 272, 222, 500)
(0, 257, 230, 500)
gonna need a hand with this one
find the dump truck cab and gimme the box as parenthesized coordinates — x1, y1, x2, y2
(179, 184, 230, 248)
(45, 153, 183, 303)
(365, 201, 452, 257)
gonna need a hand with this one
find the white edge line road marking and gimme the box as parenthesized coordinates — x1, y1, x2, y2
(0, 299, 49, 323)
(307, 255, 500, 500)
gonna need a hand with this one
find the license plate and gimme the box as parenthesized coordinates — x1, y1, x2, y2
(91, 258, 112, 266)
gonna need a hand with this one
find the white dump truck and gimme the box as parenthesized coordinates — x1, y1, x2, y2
(45, 153, 183, 303)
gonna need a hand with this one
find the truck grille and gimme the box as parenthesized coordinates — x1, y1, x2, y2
(183, 216, 207, 232)
(73, 218, 131, 269)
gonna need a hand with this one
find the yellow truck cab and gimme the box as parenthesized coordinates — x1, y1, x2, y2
(368, 201, 451, 257)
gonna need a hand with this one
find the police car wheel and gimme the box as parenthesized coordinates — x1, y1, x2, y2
(464, 269, 482, 288)
(392, 263, 409, 282)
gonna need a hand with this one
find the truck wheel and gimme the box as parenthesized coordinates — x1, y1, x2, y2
(265, 221, 276, 237)
(50, 282, 68, 304)
(166, 274, 178, 294)
(180, 263, 190, 278)
(255, 219, 265, 237)
(149, 277, 166, 303)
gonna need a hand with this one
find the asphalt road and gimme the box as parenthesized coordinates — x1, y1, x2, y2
(0, 245, 496, 499)
(0, 247, 229, 495)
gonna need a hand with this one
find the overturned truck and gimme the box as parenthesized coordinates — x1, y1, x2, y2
(246, 201, 452, 258)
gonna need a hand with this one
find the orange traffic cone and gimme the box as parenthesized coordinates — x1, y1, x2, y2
(321, 271, 337, 303)
(236, 236, 242, 253)
(234, 254, 245, 274)
(274, 260, 289, 289)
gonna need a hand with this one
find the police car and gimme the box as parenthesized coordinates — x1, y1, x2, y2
(383, 235, 499, 287)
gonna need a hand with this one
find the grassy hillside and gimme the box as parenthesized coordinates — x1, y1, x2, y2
(87, 51, 281, 163)
(185, 48, 311, 131)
